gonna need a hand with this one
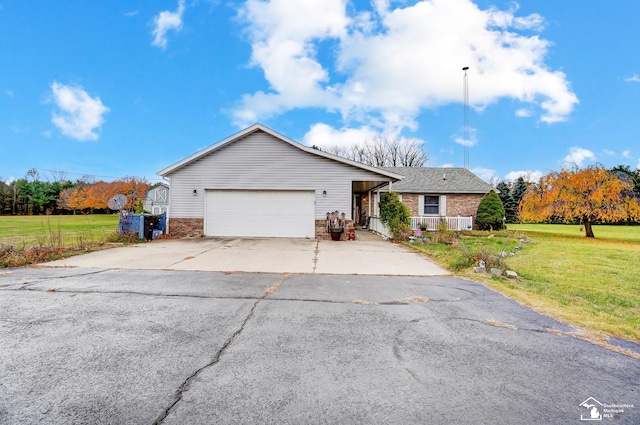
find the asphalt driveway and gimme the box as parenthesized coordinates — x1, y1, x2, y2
(1, 268, 638, 424)
(38, 231, 449, 276)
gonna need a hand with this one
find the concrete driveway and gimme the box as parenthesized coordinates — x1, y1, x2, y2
(1, 268, 638, 424)
(39, 231, 449, 276)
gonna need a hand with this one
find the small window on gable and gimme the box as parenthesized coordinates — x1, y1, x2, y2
(424, 195, 439, 215)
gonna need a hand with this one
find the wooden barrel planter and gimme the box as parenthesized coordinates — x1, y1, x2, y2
(329, 227, 344, 241)
(326, 211, 347, 241)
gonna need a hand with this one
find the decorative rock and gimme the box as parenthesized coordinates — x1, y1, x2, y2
(490, 268, 502, 276)
(474, 266, 486, 274)
(506, 270, 518, 279)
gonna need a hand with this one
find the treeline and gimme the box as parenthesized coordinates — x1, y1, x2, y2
(0, 170, 151, 215)
(495, 164, 640, 225)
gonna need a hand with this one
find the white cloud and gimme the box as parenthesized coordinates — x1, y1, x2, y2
(515, 108, 532, 118)
(439, 163, 454, 168)
(603, 149, 616, 157)
(41, 130, 52, 138)
(504, 170, 543, 182)
(622, 150, 631, 158)
(453, 126, 478, 147)
(6, 90, 14, 97)
(124, 10, 139, 17)
(624, 74, 640, 83)
(234, 0, 578, 132)
(563, 146, 595, 167)
(49, 82, 110, 141)
(152, 0, 186, 49)
(471, 167, 496, 183)
(303, 123, 378, 149)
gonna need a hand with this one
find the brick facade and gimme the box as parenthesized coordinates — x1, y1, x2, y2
(396, 193, 484, 219)
(169, 217, 354, 240)
(444, 194, 484, 218)
(169, 218, 204, 238)
(399, 194, 420, 216)
(315, 219, 354, 240)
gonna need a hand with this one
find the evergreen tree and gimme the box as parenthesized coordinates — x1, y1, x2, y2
(610, 165, 640, 198)
(511, 177, 528, 205)
(496, 182, 518, 223)
(475, 190, 506, 230)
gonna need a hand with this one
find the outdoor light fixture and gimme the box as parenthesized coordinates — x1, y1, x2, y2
(322, 190, 327, 197)
(193, 189, 197, 196)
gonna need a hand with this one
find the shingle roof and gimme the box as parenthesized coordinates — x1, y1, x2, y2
(381, 167, 493, 194)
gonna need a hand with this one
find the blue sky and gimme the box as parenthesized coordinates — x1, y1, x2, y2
(1, 0, 639, 184)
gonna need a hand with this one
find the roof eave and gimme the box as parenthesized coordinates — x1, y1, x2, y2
(378, 188, 491, 194)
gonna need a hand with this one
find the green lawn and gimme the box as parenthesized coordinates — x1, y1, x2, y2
(508, 223, 640, 242)
(497, 233, 640, 342)
(0, 214, 120, 247)
(410, 225, 640, 342)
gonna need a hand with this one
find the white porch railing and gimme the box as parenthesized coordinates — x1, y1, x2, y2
(410, 216, 473, 231)
(369, 217, 391, 239)
(369, 216, 472, 237)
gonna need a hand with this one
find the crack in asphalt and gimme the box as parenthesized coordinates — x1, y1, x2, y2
(164, 243, 229, 268)
(392, 325, 428, 388)
(442, 314, 553, 334)
(11, 269, 110, 288)
(312, 240, 319, 273)
(151, 298, 261, 425)
(8, 287, 264, 301)
(151, 274, 291, 425)
(3, 286, 442, 306)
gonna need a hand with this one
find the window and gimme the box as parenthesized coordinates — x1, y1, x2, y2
(423, 195, 439, 215)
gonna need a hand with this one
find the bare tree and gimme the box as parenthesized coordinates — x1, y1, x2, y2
(49, 168, 68, 183)
(320, 135, 428, 167)
(26, 168, 40, 181)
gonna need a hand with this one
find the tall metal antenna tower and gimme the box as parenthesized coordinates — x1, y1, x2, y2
(462, 66, 470, 169)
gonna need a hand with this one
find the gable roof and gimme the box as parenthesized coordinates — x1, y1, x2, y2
(382, 167, 493, 194)
(146, 182, 169, 194)
(157, 123, 403, 181)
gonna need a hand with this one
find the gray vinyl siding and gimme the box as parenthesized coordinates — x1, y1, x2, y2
(166, 131, 391, 219)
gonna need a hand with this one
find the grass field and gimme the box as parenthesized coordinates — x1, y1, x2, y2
(411, 224, 640, 343)
(0, 214, 120, 246)
(507, 223, 640, 242)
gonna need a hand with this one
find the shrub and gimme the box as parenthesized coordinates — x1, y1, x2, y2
(105, 231, 145, 244)
(379, 191, 412, 241)
(476, 191, 506, 231)
(432, 219, 457, 245)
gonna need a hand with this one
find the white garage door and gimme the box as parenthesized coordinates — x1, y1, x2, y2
(205, 190, 315, 238)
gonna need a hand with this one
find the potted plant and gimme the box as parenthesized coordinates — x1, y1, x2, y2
(326, 211, 346, 241)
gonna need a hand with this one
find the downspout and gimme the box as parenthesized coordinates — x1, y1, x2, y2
(162, 176, 170, 235)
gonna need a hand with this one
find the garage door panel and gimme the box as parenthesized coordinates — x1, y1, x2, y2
(206, 190, 315, 238)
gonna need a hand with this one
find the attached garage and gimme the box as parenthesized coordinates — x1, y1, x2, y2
(205, 190, 315, 238)
(157, 124, 402, 239)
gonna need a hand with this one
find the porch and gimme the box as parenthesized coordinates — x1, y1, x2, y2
(369, 216, 473, 239)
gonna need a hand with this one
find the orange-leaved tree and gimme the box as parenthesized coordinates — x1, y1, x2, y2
(57, 177, 151, 213)
(519, 165, 640, 237)
(112, 177, 150, 211)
